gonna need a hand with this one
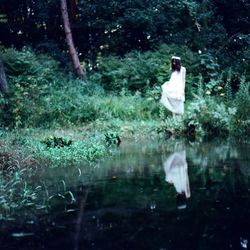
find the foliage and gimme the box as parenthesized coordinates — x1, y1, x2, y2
(0, 48, 163, 128)
(0, 119, 161, 182)
(232, 78, 250, 136)
(216, 33, 250, 84)
(158, 115, 185, 138)
(0, 0, 234, 56)
(32, 89, 160, 128)
(0, 0, 249, 84)
(0, 144, 38, 218)
(0, 47, 58, 77)
(37, 136, 107, 166)
(105, 131, 121, 146)
(90, 52, 159, 92)
(90, 44, 200, 94)
(0, 49, 94, 127)
(42, 136, 73, 148)
(199, 52, 220, 82)
(183, 96, 237, 137)
(0, 48, 65, 128)
(0, 47, 249, 140)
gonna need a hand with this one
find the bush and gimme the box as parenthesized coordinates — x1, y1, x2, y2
(0, 48, 66, 128)
(0, 48, 106, 128)
(184, 96, 236, 137)
(232, 78, 250, 136)
(89, 44, 200, 96)
(42, 136, 73, 148)
(89, 51, 160, 93)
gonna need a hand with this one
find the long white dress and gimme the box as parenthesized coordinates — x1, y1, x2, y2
(160, 66, 186, 114)
(163, 150, 190, 198)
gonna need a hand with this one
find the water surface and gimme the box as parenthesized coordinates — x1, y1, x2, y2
(1, 138, 250, 250)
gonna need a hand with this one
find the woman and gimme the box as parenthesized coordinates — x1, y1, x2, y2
(160, 56, 186, 116)
(163, 148, 190, 209)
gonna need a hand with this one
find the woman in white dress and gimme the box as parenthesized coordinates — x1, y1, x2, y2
(160, 56, 186, 116)
(163, 149, 190, 209)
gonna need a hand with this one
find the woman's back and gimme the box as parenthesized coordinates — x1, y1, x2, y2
(160, 57, 186, 115)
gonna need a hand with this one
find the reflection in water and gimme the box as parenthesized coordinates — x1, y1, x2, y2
(74, 186, 89, 250)
(1, 139, 250, 250)
(240, 237, 248, 249)
(163, 148, 190, 209)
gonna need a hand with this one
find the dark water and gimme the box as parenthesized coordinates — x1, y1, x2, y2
(1, 138, 250, 250)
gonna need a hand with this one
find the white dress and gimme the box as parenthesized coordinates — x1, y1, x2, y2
(163, 150, 190, 198)
(160, 66, 186, 114)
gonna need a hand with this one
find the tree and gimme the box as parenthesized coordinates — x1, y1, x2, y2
(0, 60, 8, 95)
(60, 0, 86, 79)
(0, 14, 8, 95)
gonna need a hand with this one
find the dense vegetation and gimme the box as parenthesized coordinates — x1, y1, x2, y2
(0, 46, 249, 137)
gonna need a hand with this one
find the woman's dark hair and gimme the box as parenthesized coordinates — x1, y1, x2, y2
(171, 58, 181, 72)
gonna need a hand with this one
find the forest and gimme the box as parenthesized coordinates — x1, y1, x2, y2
(0, 0, 250, 232)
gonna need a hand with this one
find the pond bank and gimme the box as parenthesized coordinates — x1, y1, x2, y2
(0, 119, 160, 169)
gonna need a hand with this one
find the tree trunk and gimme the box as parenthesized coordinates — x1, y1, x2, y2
(0, 59, 8, 95)
(60, 0, 86, 79)
(0, 59, 12, 127)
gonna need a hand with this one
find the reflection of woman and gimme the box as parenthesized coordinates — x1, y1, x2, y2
(160, 56, 186, 116)
(163, 150, 190, 209)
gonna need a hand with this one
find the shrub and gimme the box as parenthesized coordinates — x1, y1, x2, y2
(0, 48, 66, 128)
(42, 136, 73, 148)
(89, 44, 200, 96)
(89, 51, 160, 93)
(184, 96, 236, 137)
(232, 78, 250, 136)
(0, 48, 106, 128)
(105, 131, 121, 146)
(36, 85, 100, 127)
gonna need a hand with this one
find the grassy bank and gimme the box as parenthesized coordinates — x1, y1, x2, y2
(0, 119, 161, 219)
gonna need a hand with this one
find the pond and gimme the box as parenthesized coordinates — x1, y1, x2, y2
(1, 138, 250, 250)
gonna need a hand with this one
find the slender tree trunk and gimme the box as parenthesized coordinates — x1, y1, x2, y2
(0, 59, 8, 95)
(0, 59, 12, 126)
(60, 0, 86, 79)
